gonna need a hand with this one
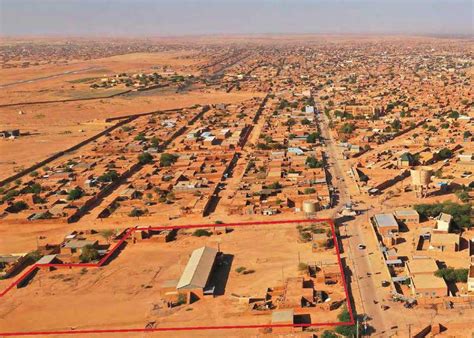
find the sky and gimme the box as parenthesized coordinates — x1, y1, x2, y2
(0, 0, 472, 37)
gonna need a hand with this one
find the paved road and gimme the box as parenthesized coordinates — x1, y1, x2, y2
(316, 110, 388, 336)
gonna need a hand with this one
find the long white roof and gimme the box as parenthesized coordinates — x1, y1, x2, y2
(176, 246, 217, 290)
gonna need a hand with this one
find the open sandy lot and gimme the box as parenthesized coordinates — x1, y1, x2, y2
(0, 221, 345, 334)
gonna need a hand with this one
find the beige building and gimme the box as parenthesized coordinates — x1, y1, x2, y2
(430, 233, 459, 252)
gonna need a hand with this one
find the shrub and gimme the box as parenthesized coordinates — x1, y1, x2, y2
(235, 266, 246, 273)
(176, 293, 187, 305)
(192, 229, 212, 237)
(298, 262, 308, 271)
(80, 245, 99, 263)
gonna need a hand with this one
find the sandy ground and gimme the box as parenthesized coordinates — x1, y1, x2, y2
(0, 222, 343, 334)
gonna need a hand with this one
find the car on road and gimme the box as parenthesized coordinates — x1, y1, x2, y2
(357, 244, 366, 250)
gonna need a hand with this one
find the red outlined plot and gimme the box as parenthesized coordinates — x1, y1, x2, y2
(0, 218, 355, 336)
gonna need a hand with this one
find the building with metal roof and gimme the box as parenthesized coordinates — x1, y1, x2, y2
(177, 246, 218, 290)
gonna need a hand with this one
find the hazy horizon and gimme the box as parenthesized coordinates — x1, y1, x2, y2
(0, 0, 472, 37)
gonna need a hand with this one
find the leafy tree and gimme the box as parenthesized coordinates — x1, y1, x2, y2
(335, 307, 358, 336)
(30, 171, 39, 178)
(68, 188, 84, 200)
(435, 268, 468, 283)
(80, 245, 100, 263)
(391, 119, 402, 131)
(25, 183, 42, 194)
(448, 110, 460, 119)
(321, 331, 338, 338)
(150, 136, 160, 148)
(9, 201, 28, 213)
(340, 123, 356, 134)
(134, 132, 146, 141)
(267, 182, 282, 190)
(455, 190, 470, 203)
(97, 170, 119, 183)
(301, 118, 311, 125)
(128, 208, 144, 218)
(463, 131, 472, 139)
(414, 202, 472, 229)
(436, 148, 453, 160)
(306, 156, 324, 168)
(306, 132, 321, 143)
(304, 188, 316, 194)
(160, 153, 178, 167)
(138, 152, 154, 165)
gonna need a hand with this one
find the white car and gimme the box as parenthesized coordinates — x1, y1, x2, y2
(357, 244, 366, 250)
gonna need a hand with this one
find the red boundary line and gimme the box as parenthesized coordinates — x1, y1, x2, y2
(0, 218, 355, 336)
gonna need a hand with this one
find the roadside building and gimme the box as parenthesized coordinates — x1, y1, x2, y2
(410, 274, 447, 298)
(373, 213, 399, 236)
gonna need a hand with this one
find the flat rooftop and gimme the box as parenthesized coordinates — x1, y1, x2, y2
(374, 213, 399, 228)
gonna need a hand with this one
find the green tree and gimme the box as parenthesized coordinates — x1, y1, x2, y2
(306, 132, 321, 143)
(68, 188, 84, 200)
(437, 148, 453, 160)
(340, 123, 356, 134)
(97, 170, 119, 183)
(267, 182, 282, 190)
(306, 156, 324, 168)
(335, 307, 358, 336)
(134, 132, 146, 141)
(128, 208, 144, 218)
(138, 152, 154, 165)
(160, 153, 178, 167)
(321, 331, 338, 338)
(25, 183, 42, 194)
(435, 268, 468, 283)
(391, 119, 402, 131)
(9, 201, 28, 213)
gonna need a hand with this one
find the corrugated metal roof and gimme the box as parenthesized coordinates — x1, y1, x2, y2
(37, 254, 57, 265)
(177, 246, 217, 290)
